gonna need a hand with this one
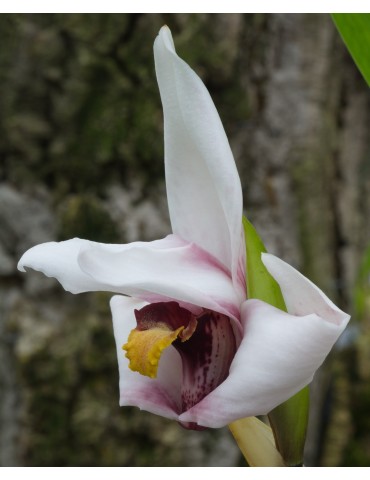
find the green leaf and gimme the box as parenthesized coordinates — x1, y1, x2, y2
(243, 216, 286, 311)
(243, 216, 309, 466)
(332, 14, 370, 87)
(268, 388, 309, 466)
(354, 243, 370, 320)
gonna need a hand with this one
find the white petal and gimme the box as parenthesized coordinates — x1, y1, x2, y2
(180, 299, 349, 428)
(18, 238, 119, 293)
(154, 26, 243, 287)
(262, 253, 347, 325)
(110, 295, 182, 419)
(17, 236, 184, 294)
(78, 235, 242, 324)
(19, 235, 242, 324)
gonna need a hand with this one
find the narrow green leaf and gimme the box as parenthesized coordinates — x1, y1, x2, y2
(243, 216, 309, 466)
(243, 216, 286, 311)
(354, 243, 370, 320)
(268, 388, 309, 467)
(332, 14, 370, 87)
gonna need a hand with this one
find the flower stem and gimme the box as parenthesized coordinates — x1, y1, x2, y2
(229, 416, 285, 467)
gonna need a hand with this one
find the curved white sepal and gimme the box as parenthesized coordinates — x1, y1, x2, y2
(154, 26, 243, 289)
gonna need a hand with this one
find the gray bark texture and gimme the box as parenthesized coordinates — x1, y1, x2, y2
(0, 13, 369, 466)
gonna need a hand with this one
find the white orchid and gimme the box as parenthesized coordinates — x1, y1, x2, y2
(18, 26, 349, 430)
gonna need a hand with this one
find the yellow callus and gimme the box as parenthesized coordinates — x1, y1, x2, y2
(123, 325, 184, 378)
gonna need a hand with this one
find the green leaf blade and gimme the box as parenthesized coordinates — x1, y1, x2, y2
(243, 216, 286, 312)
(243, 216, 309, 466)
(332, 13, 370, 87)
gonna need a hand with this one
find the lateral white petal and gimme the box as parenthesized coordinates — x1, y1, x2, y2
(180, 299, 349, 428)
(17, 236, 182, 294)
(110, 295, 182, 419)
(262, 253, 349, 325)
(78, 235, 242, 323)
(17, 238, 121, 294)
(154, 26, 243, 285)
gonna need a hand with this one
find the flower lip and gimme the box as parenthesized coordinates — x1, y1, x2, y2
(135, 301, 198, 341)
(124, 300, 238, 418)
(123, 301, 199, 379)
(123, 324, 184, 379)
(177, 308, 237, 415)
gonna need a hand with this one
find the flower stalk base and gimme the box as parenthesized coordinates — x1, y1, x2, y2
(229, 416, 285, 467)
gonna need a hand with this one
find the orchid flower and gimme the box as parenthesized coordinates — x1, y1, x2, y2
(18, 26, 350, 431)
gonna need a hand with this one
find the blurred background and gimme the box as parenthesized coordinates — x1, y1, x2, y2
(0, 13, 370, 467)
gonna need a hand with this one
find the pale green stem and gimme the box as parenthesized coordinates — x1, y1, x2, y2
(229, 416, 285, 467)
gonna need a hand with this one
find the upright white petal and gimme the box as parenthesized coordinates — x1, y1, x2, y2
(180, 298, 349, 428)
(154, 26, 243, 287)
(111, 295, 182, 419)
